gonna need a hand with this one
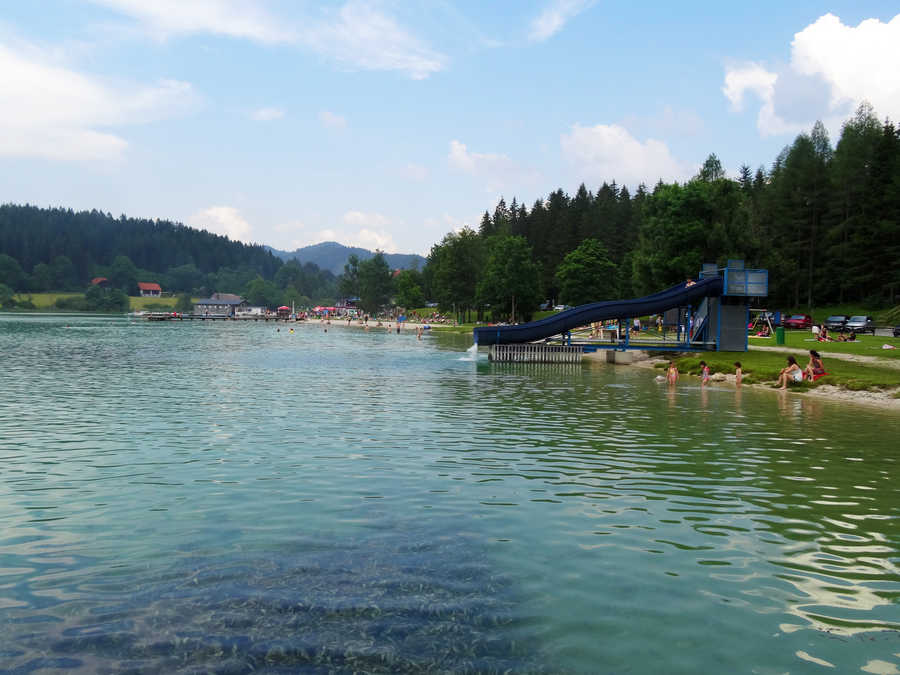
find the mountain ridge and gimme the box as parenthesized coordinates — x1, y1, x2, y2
(266, 241, 426, 275)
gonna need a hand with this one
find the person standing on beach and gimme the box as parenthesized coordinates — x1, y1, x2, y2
(734, 362, 742, 385)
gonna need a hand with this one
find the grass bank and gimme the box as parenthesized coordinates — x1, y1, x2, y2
(654, 350, 900, 392)
(13, 293, 182, 311)
(748, 328, 900, 359)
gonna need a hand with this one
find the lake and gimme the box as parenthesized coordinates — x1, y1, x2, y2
(0, 314, 898, 673)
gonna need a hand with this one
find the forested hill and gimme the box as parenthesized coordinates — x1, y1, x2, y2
(0, 204, 343, 306)
(268, 242, 426, 275)
(421, 102, 900, 320)
(0, 204, 281, 283)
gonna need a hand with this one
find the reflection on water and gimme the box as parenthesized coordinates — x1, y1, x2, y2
(0, 314, 898, 673)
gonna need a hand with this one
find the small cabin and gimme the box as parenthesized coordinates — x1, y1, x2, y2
(194, 297, 247, 317)
(138, 282, 162, 297)
(91, 277, 111, 288)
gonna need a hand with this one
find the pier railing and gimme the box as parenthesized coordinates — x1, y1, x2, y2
(489, 344, 583, 363)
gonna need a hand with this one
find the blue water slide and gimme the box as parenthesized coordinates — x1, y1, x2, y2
(473, 277, 724, 346)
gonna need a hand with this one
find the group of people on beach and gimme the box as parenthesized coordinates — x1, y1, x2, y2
(664, 349, 824, 391)
(775, 350, 825, 389)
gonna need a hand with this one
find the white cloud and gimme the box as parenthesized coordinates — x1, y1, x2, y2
(92, 0, 445, 80)
(721, 63, 796, 136)
(335, 211, 397, 251)
(528, 0, 595, 42)
(251, 106, 285, 121)
(88, 0, 295, 43)
(724, 13, 900, 136)
(722, 63, 777, 113)
(189, 206, 254, 243)
(302, 2, 445, 80)
(346, 228, 398, 252)
(0, 40, 196, 160)
(448, 140, 539, 192)
(792, 13, 900, 118)
(560, 123, 695, 187)
(318, 110, 347, 129)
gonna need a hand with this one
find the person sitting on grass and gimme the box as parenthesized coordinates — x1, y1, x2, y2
(776, 356, 803, 389)
(804, 350, 826, 381)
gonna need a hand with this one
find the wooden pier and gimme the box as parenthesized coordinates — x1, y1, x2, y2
(488, 343, 583, 363)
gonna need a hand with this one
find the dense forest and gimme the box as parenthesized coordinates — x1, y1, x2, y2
(1, 103, 898, 319)
(419, 103, 900, 322)
(0, 205, 339, 308)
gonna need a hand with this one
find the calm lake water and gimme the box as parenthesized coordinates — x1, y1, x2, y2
(1, 314, 898, 674)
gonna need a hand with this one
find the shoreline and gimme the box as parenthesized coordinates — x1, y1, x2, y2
(628, 353, 900, 411)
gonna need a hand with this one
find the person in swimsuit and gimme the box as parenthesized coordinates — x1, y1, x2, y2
(666, 361, 679, 384)
(804, 350, 825, 381)
(776, 356, 803, 389)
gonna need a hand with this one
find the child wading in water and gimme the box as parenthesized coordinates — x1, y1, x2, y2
(699, 360, 710, 384)
(666, 361, 679, 384)
(734, 362, 742, 385)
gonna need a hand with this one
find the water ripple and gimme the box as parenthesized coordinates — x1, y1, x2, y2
(0, 315, 898, 673)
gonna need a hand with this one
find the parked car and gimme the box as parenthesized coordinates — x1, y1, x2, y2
(823, 315, 850, 331)
(783, 313, 813, 329)
(894, 325, 900, 338)
(844, 315, 875, 334)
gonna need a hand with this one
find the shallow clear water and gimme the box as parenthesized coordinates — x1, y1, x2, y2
(0, 314, 898, 674)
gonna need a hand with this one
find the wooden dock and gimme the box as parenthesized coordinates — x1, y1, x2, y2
(488, 343, 583, 363)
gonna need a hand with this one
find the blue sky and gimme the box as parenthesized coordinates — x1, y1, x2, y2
(1, 1, 898, 255)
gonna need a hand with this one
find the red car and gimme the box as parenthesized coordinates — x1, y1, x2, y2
(783, 313, 813, 329)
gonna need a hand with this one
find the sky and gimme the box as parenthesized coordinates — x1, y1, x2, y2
(2, 1, 899, 256)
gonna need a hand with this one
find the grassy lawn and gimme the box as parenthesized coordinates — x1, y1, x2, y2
(748, 328, 900, 359)
(129, 296, 179, 310)
(655, 350, 900, 391)
(12, 293, 183, 311)
(12, 292, 80, 309)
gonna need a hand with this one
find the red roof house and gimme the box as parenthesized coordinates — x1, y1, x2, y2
(91, 277, 111, 287)
(138, 282, 162, 297)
